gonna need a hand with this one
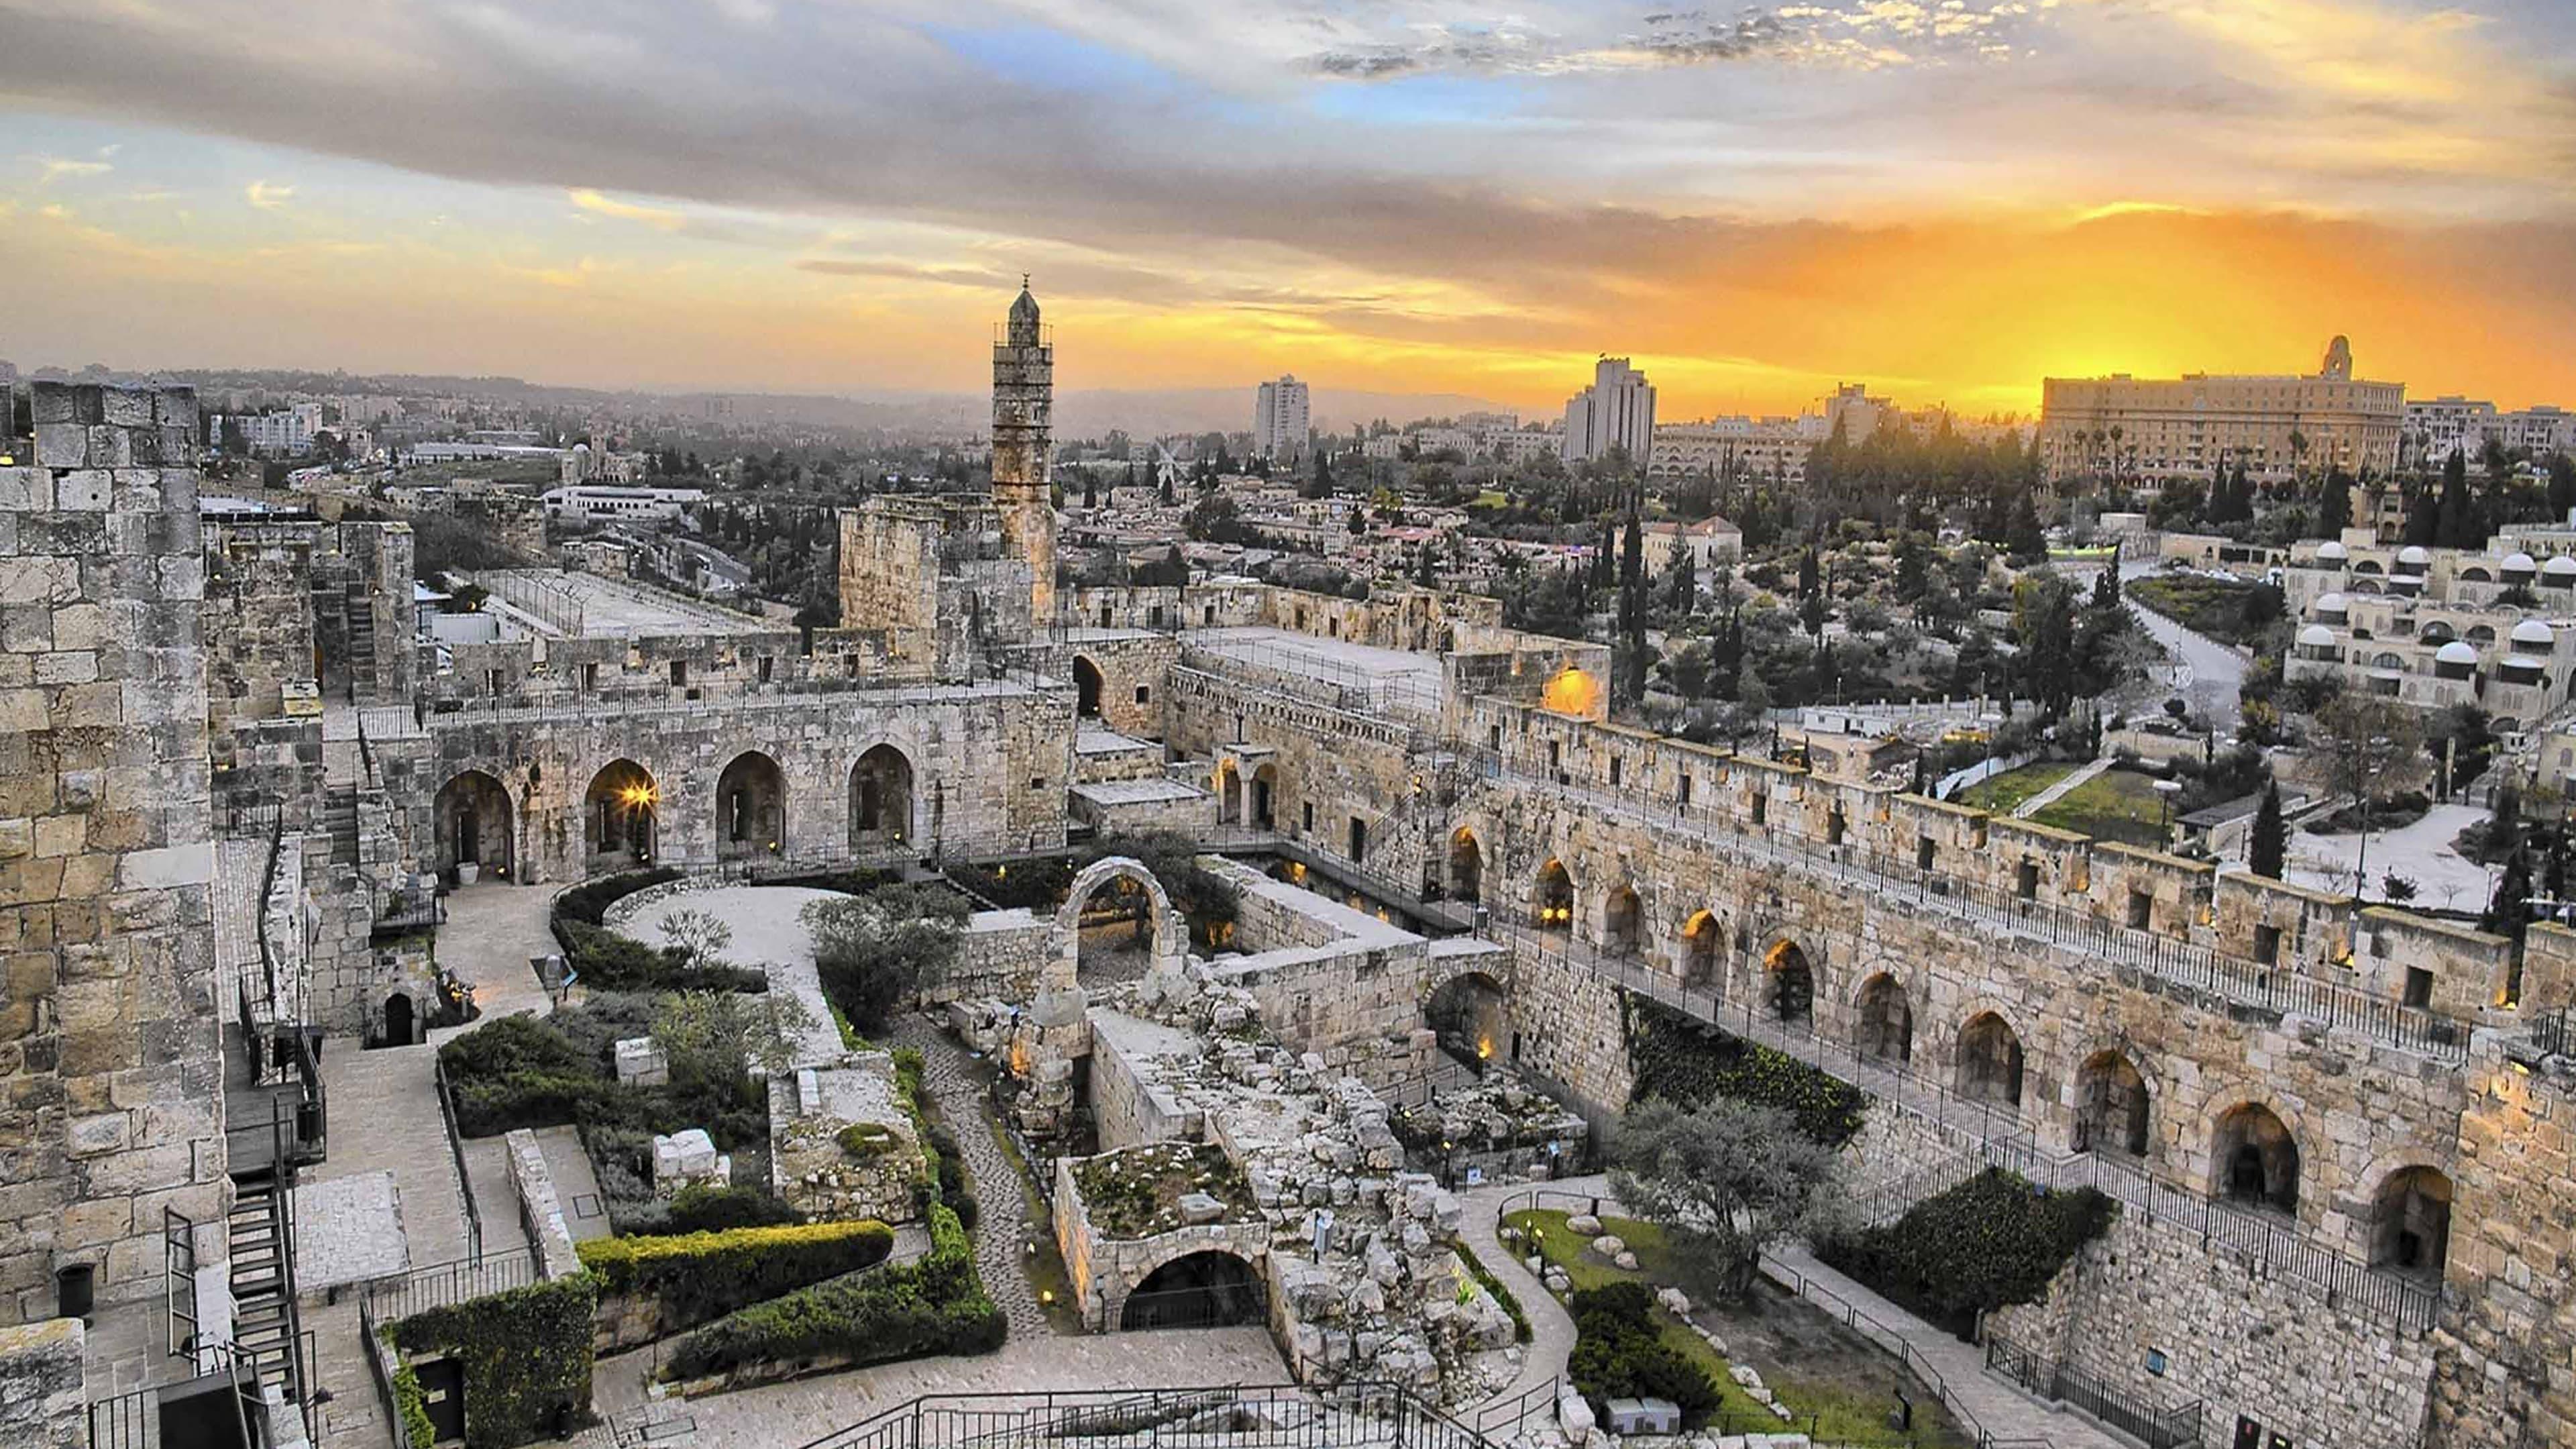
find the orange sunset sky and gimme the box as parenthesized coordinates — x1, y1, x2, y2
(2, 0, 2571, 421)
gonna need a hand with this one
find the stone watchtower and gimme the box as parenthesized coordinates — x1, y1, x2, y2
(991, 281, 1057, 623)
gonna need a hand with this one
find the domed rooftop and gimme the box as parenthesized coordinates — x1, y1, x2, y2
(2436, 641, 2480, 665)
(2512, 619, 2556, 647)
(2504, 552, 2538, 572)
(2546, 557, 2576, 579)
(2312, 592, 2347, 614)
(2298, 625, 2336, 648)
(2398, 545, 2431, 566)
(2316, 541, 2348, 561)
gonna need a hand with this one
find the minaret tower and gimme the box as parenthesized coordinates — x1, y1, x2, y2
(991, 278, 1057, 621)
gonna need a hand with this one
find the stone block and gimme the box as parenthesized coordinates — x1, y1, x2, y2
(614, 1036, 668, 1086)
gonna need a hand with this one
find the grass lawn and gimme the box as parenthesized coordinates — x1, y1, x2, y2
(1503, 1210, 1966, 1447)
(1955, 761, 2076, 817)
(2125, 574, 2283, 649)
(2031, 767, 2171, 849)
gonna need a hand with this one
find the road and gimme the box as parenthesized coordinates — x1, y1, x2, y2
(2107, 551, 2249, 730)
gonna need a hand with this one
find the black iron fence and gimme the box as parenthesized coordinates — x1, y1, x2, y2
(433, 1056, 484, 1260)
(1985, 1334, 2204, 1449)
(362, 1246, 539, 1323)
(798, 1384, 1495, 1449)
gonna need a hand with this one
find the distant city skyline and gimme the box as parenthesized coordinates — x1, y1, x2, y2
(2, 2, 2572, 415)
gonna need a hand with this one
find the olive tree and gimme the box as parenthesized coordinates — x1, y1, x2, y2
(1610, 1096, 1848, 1301)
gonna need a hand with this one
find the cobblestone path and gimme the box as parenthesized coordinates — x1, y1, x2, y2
(888, 1014, 1054, 1339)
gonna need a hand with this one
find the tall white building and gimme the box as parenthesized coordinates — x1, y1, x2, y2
(1561, 357, 1656, 465)
(1252, 376, 1310, 462)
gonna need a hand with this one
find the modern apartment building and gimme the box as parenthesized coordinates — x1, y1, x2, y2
(2039, 337, 2404, 486)
(1561, 357, 1656, 464)
(1252, 375, 1310, 461)
(2404, 396, 2576, 466)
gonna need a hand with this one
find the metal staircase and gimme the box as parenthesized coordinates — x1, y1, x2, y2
(224, 1165, 305, 1409)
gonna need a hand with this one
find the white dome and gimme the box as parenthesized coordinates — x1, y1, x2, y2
(2504, 552, 2538, 572)
(2316, 541, 2349, 561)
(2398, 545, 2431, 565)
(2312, 592, 2347, 614)
(2546, 557, 2576, 578)
(2436, 641, 2480, 665)
(2512, 620, 2556, 647)
(2298, 625, 2337, 647)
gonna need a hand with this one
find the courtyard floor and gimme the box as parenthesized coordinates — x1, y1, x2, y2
(619, 883, 848, 1065)
(2285, 802, 2498, 910)
(435, 878, 564, 1034)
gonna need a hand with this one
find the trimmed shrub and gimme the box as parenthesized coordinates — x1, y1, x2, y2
(555, 867, 685, 927)
(578, 1221, 895, 1336)
(1565, 1281, 1720, 1419)
(392, 1273, 598, 1449)
(1452, 1242, 1531, 1344)
(1817, 1168, 2117, 1338)
(1623, 997, 1866, 1148)
(439, 1011, 769, 1144)
(661, 1205, 1005, 1382)
(557, 919, 767, 994)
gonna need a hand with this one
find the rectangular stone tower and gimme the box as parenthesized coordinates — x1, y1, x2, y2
(991, 283, 1057, 624)
(2, 384, 229, 1332)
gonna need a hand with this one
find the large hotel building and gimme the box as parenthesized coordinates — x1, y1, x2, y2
(2038, 336, 2404, 486)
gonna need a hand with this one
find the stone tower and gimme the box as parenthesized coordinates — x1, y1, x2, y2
(991, 281, 1057, 622)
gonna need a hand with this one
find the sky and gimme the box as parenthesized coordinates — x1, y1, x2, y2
(1, 0, 2572, 421)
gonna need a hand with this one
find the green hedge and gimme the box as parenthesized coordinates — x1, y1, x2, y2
(1452, 1242, 1531, 1344)
(578, 1221, 894, 1337)
(392, 1273, 598, 1449)
(557, 918, 767, 994)
(437, 1014, 766, 1143)
(388, 1339, 435, 1449)
(1817, 1169, 2116, 1338)
(555, 867, 686, 926)
(1623, 997, 1866, 1147)
(1565, 1281, 1720, 1419)
(662, 1205, 1004, 1383)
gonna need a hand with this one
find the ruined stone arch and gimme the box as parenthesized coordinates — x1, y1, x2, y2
(431, 767, 514, 881)
(1601, 880, 1644, 957)
(1426, 967, 1510, 1067)
(714, 749, 788, 862)
(1102, 1242, 1267, 1334)
(582, 757, 661, 873)
(1532, 856, 1577, 931)
(849, 739, 919, 853)
(1046, 855, 1188, 992)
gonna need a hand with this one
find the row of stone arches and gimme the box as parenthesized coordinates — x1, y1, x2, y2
(431, 743, 922, 880)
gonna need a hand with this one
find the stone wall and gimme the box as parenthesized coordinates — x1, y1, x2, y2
(938, 908, 1049, 1003)
(0, 1318, 85, 1449)
(1990, 1210, 2436, 1449)
(1089, 1010, 1208, 1153)
(1199, 861, 1428, 1063)
(2426, 1043, 2576, 1449)
(1051, 1150, 1269, 1333)
(505, 1128, 581, 1281)
(767, 1057, 924, 1226)
(1, 384, 230, 1328)
(1064, 631, 1179, 739)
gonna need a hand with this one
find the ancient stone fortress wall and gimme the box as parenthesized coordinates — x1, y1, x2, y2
(409, 678, 1074, 885)
(2, 384, 231, 1334)
(1198, 858, 1432, 1079)
(204, 516, 415, 725)
(1162, 664, 1416, 868)
(2431, 1038, 2576, 1449)
(1061, 629, 1179, 739)
(1252, 584, 1504, 654)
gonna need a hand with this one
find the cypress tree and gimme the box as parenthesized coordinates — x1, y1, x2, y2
(2249, 782, 2286, 879)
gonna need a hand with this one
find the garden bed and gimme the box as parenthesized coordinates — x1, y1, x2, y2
(1069, 1142, 1258, 1238)
(1505, 1208, 1966, 1447)
(1954, 761, 2077, 817)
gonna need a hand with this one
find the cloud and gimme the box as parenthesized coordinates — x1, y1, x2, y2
(28, 153, 111, 184)
(569, 187, 685, 229)
(244, 179, 294, 209)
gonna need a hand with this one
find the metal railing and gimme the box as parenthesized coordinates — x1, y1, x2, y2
(1497, 922, 2445, 1333)
(798, 1383, 1495, 1449)
(1985, 1334, 2204, 1449)
(362, 1246, 541, 1323)
(1483, 762, 2473, 1063)
(433, 1056, 484, 1261)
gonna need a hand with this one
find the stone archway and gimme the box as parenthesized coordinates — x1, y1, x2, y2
(1073, 656, 1105, 718)
(1954, 1011, 2026, 1109)
(1534, 858, 1575, 932)
(1250, 764, 1279, 830)
(2368, 1165, 2453, 1277)
(1602, 883, 1642, 957)
(1214, 759, 1242, 825)
(1855, 973, 1912, 1064)
(1678, 910, 1722, 987)
(383, 991, 415, 1046)
(433, 769, 513, 881)
(1113, 1248, 1265, 1332)
(715, 751, 787, 863)
(584, 759, 659, 873)
(850, 743, 915, 853)
(2213, 1102, 2301, 1214)
(1447, 827, 1484, 904)
(2075, 1049, 2152, 1157)
(1764, 938, 1815, 1024)
(1426, 969, 1509, 1068)
(1046, 856, 1189, 994)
